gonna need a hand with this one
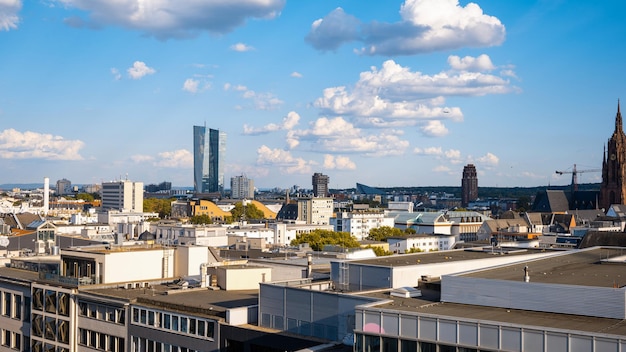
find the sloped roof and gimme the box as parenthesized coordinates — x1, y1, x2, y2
(249, 200, 277, 219)
(355, 183, 384, 195)
(578, 231, 626, 248)
(531, 190, 570, 212)
(482, 218, 529, 233)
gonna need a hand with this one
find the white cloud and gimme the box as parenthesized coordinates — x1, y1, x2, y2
(230, 42, 254, 52)
(290, 72, 303, 78)
(154, 149, 193, 168)
(225, 83, 283, 110)
(256, 145, 314, 174)
(448, 54, 495, 71)
(305, 7, 361, 51)
(243, 111, 301, 135)
(0, 0, 21, 31)
(306, 0, 505, 55)
(313, 57, 519, 133)
(323, 154, 356, 170)
(414, 147, 442, 155)
(127, 61, 155, 79)
(476, 152, 499, 166)
(130, 154, 153, 163)
(55, 0, 285, 40)
(420, 120, 448, 137)
(288, 116, 409, 157)
(131, 149, 193, 168)
(0, 129, 84, 160)
(182, 78, 199, 93)
(110, 68, 121, 80)
(433, 165, 451, 172)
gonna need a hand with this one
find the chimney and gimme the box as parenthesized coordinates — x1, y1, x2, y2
(306, 253, 313, 278)
(43, 177, 50, 216)
(523, 265, 530, 282)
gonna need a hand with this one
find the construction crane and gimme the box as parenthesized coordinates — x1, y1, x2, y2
(555, 164, 601, 192)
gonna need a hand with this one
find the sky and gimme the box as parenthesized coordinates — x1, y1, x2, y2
(1, 0, 625, 190)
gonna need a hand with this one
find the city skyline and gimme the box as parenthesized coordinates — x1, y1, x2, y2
(1, 0, 625, 189)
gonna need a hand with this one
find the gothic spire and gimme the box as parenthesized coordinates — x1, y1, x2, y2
(616, 99, 623, 134)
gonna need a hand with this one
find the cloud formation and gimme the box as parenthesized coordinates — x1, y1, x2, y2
(131, 149, 193, 168)
(127, 61, 155, 79)
(305, 7, 361, 51)
(243, 111, 300, 135)
(55, 0, 286, 40)
(182, 78, 199, 93)
(314, 57, 517, 131)
(0, 129, 84, 160)
(306, 0, 505, 55)
(225, 83, 283, 110)
(323, 154, 356, 170)
(230, 43, 254, 52)
(256, 145, 313, 174)
(0, 0, 20, 31)
(287, 116, 409, 157)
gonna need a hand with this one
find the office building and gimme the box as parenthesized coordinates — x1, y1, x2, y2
(193, 125, 227, 195)
(56, 178, 72, 196)
(461, 164, 478, 207)
(298, 197, 333, 225)
(101, 179, 143, 212)
(230, 175, 254, 199)
(312, 172, 329, 197)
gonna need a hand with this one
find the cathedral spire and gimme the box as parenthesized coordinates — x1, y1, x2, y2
(616, 99, 623, 134)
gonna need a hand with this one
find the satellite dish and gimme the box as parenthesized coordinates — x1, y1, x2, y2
(0, 236, 9, 248)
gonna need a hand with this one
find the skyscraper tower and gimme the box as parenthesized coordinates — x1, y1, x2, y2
(461, 164, 478, 207)
(193, 125, 227, 195)
(312, 172, 329, 197)
(600, 101, 626, 209)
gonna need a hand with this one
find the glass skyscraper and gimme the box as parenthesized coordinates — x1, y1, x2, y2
(193, 125, 226, 195)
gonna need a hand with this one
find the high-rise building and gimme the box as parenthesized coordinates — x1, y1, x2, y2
(312, 172, 329, 197)
(601, 101, 626, 209)
(231, 175, 254, 199)
(101, 179, 143, 212)
(461, 164, 478, 207)
(56, 178, 72, 195)
(193, 126, 227, 195)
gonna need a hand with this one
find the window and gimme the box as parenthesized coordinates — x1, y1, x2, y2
(3, 292, 11, 316)
(14, 294, 22, 319)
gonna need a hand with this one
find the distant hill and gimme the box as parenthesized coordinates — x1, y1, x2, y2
(0, 183, 45, 190)
(331, 183, 601, 199)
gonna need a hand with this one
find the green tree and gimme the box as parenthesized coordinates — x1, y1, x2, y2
(229, 202, 265, 222)
(143, 198, 175, 218)
(517, 196, 532, 212)
(404, 228, 416, 234)
(366, 246, 393, 256)
(367, 226, 404, 241)
(75, 193, 95, 202)
(405, 247, 423, 254)
(190, 214, 213, 225)
(290, 229, 360, 251)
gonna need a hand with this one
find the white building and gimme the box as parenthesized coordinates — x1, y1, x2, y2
(101, 179, 144, 212)
(230, 175, 255, 199)
(387, 233, 456, 253)
(152, 223, 229, 247)
(331, 210, 395, 241)
(298, 197, 333, 225)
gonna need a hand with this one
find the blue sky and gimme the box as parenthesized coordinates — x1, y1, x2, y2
(1, 0, 625, 190)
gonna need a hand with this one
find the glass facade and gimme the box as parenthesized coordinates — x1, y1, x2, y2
(193, 126, 226, 194)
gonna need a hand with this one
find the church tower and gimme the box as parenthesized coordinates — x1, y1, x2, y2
(600, 101, 626, 209)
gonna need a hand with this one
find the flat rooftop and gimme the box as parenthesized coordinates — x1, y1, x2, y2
(462, 247, 626, 287)
(83, 283, 258, 319)
(347, 247, 549, 267)
(369, 291, 626, 337)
